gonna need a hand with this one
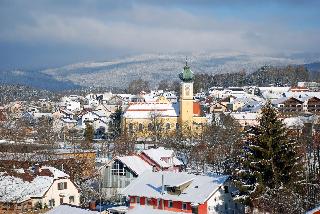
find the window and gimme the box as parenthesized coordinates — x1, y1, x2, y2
(111, 160, 126, 176)
(49, 199, 55, 207)
(60, 197, 63, 205)
(176, 123, 180, 130)
(58, 182, 63, 190)
(69, 196, 74, 203)
(182, 202, 187, 210)
(58, 182, 67, 190)
(130, 197, 135, 203)
(166, 123, 170, 130)
(168, 200, 173, 208)
(138, 123, 143, 131)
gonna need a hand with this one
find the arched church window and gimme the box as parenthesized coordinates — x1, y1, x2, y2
(176, 123, 180, 130)
(138, 123, 144, 131)
(166, 123, 171, 130)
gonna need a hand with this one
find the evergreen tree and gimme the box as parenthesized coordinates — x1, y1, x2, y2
(108, 107, 122, 139)
(234, 101, 303, 212)
(83, 122, 94, 148)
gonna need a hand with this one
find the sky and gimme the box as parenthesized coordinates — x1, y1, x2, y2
(0, 0, 320, 70)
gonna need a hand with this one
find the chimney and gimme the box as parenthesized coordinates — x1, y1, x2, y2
(152, 165, 157, 172)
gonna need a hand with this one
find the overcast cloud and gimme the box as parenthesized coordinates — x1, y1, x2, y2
(0, 0, 319, 70)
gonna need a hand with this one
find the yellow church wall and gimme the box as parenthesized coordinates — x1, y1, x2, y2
(122, 116, 179, 138)
(123, 115, 208, 138)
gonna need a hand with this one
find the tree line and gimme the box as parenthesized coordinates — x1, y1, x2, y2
(194, 65, 310, 92)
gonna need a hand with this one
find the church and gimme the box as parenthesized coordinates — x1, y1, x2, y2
(122, 61, 208, 137)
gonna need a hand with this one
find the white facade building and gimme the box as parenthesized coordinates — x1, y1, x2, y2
(0, 166, 80, 212)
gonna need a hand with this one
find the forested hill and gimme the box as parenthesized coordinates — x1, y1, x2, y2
(0, 85, 57, 104)
(194, 65, 316, 91)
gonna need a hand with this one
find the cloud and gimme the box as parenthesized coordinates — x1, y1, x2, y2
(0, 0, 319, 69)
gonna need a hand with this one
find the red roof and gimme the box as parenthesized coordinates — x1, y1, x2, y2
(193, 102, 201, 116)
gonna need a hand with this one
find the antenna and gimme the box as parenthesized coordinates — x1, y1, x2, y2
(185, 56, 188, 66)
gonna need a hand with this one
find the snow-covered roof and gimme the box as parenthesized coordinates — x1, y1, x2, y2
(32, 112, 53, 118)
(47, 205, 99, 214)
(61, 118, 77, 123)
(283, 117, 305, 129)
(41, 166, 69, 179)
(259, 87, 290, 93)
(142, 147, 183, 168)
(271, 97, 290, 105)
(0, 175, 53, 203)
(92, 110, 107, 118)
(123, 103, 179, 119)
(284, 92, 320, 99)
(230, 112, 258, 120)
(127, 206, 185, 214)
(0, 166, 69, 203)
(60, 109, 75, 115)
(122, 171, 229, 204)
(116, 156, 152, 176)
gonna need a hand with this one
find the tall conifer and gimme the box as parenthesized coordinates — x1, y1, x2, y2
(234, 101, 302, 210)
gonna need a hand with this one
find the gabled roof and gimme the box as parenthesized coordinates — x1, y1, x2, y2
(141, 147, 183, 168)
(122, 171, 229, 204)
(230, 112, 258, 120)
(193, 102, 202, 116)
(272, 97, 303, 105)
(0, 166, 68, 203)
(116, 156, 152, 176)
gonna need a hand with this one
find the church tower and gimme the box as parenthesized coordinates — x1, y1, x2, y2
(179, 59, 194, 128)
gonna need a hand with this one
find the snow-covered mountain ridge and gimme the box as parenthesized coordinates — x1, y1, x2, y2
(2, 52, 320, 90)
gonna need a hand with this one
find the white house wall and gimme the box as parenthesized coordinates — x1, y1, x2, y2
(35, 178, 80, 208)
(206, 184, 244, 214)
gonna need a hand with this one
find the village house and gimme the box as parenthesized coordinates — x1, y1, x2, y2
(230, 112, 259, 128)
(140, 147, 183, 172)
(272, 97, 304, 113)
(208, 102, 228, 113)
(101, 155, 153, 198)
(0, 165, 80, 213)
(78, 110, 110, 137)
(101, 147, 183, 198)
(122, 171, 244, 214)
(301, 96, 320, 113)
(0, 148, 96, 179)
